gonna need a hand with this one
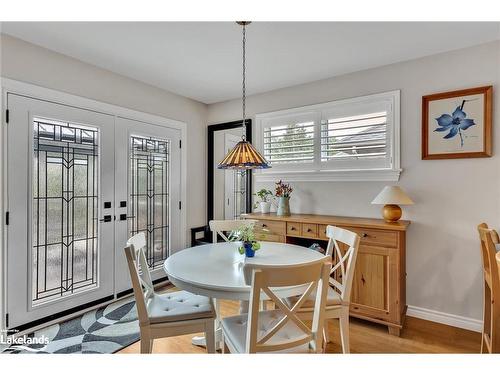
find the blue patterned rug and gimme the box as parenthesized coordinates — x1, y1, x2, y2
(2, 297, 140, 354)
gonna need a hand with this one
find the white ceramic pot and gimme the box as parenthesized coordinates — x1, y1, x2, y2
(259, 201, 271, 214)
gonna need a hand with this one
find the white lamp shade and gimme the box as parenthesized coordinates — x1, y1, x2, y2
(371, 186, 414, 205)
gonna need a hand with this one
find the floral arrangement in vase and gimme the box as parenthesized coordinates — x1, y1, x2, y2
(275, 180, 293, 216)
(229, 222, 261, 257)
(253, 188, 274, 213)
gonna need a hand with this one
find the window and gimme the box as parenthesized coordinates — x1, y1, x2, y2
(264, 119, 315, 165)
(129, 135, 170, 269)
(32, 117, 99, 305)
(255, 91, 400, 181)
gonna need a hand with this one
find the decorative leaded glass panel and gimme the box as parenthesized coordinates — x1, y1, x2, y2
(232, 170, 247, 219)
(129, 136, 170, 269)
(32, 118, 99, 306)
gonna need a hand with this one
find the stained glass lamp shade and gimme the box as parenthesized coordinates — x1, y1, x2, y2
(218, 138, 270, 169)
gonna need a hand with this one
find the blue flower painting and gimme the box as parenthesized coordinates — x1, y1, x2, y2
(434, 101, 476, 147)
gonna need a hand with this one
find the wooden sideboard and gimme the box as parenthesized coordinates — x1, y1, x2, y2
(243, 212, 410, 336)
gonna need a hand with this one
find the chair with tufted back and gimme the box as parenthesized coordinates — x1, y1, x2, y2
(124, 232, 216, 353)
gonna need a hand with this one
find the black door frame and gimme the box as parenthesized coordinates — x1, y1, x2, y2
(207, 119, 252, 222)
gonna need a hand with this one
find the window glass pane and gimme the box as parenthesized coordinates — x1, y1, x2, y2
(129, 136, 170, 269)
(32, 118, 99, 306)
(321, 111, 387, 161)
(263, 121, 315, 164)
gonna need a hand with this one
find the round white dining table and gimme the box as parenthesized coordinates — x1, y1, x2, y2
(163, 241, 324, 348)
(164, 241, 324, 300)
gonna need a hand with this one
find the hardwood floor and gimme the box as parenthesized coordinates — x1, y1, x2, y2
(117, 294, 481, 354)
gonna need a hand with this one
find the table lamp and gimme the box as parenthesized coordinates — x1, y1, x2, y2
(371, 186, 414, 223)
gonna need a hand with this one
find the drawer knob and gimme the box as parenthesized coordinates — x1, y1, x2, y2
(362, 233, 368, 238)
(307, 228, 312, 232)
(291, 227, 296, 231)
(262, 224, 267, 228)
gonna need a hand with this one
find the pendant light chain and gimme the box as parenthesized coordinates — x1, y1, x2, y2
(216, 22, 270, 170)
(241, 23, 247, 141)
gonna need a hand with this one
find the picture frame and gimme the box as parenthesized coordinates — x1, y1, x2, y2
(422, 86, 492, 160)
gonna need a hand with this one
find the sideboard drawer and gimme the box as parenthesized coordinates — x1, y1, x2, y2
(255, 232, 284, 243)
(287, 222, 301, 236)
(254, 219, 286, 235)
(345, 227, 398, 248)
(302, 223, 318, 238)
(318, 224, 329, 240)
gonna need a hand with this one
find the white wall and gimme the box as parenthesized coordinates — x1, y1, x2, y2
(208, 41, 500, 322)
(0, 34, 208, 237)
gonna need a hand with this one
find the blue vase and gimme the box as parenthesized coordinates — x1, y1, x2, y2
(244, 242, 255, 257)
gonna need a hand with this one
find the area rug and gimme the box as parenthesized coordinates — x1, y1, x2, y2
(2, 297, 140, 354)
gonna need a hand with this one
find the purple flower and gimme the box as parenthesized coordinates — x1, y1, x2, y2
(434, 107, 475, 147)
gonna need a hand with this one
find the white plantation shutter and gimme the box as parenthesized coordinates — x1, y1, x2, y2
(320, 110, 390, 169)
(255, 91, 400, 181)
(261, 113, 318, 167)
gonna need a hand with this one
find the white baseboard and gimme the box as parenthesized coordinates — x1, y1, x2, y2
(407, 305, 482, 333)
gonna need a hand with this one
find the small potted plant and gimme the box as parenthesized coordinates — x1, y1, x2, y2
(275, 180, 293, 216)
(229, 222, 261, 257)
(253, 188, 274, 214)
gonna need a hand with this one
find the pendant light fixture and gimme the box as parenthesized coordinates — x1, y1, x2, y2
(217, 22, 271, 170)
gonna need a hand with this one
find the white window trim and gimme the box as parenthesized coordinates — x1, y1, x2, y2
(254, 90, 401, 182)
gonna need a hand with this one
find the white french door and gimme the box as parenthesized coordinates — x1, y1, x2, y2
(5, 94, 181, 329)
(114, 117, 181, 295)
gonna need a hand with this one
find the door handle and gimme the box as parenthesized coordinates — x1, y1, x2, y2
(119, 214, 135, 221)
(100, 215, 112, 223)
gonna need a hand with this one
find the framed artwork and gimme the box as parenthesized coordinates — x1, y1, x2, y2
(422, 86, 492, 159)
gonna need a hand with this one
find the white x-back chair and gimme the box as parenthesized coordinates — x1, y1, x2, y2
(209, 219, 257, 243)
(207, 219, 260, 337)
(284, 225, 360, 353)
(124, 232, 216, 353)
(221, 257, 331, 353)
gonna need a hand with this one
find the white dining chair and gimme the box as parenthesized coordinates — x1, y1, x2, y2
(208, 219, 261, 325)
(124, 232, 216, 353)
(209, 219, 257, 243)
(284, 225, 360, 353)
(210, 219, 268, 312)
(221, 257, 331, 353)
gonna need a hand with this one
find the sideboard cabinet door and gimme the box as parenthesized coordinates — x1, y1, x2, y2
(350, 244, 400, 326)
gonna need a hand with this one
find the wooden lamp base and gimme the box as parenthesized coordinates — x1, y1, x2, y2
(382, 204, 402, 223)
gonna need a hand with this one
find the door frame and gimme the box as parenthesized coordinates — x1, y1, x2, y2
(0, 77, 188, 332)
(223, 132, 244, 220)
(206, 119, 253, 223)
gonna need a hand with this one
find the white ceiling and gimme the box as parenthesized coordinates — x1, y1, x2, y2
(2, 22, 499, 104)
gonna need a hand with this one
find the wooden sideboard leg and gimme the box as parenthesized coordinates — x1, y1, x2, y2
(388, 326, 401, 336)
